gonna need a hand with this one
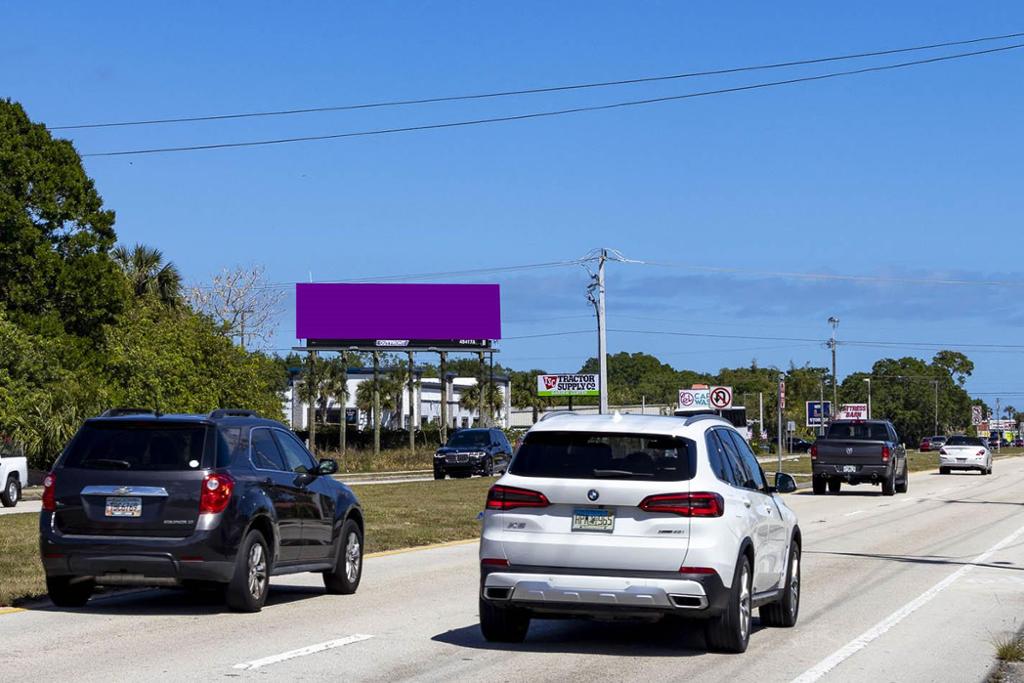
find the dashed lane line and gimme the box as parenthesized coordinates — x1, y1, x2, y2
(232, 634, 374, 670)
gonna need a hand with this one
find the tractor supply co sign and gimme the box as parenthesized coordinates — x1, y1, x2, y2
(838, 403, 869, 420)
(537, 374, 600, 397)
(678, 386, 733, 410)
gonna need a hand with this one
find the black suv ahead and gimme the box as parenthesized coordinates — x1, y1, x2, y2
(39, 409, 364, 612)
(433, 428, 513, 479)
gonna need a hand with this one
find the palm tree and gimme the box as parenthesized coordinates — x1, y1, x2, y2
(111, 243, 182, 307)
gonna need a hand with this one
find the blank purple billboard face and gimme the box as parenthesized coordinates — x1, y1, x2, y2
(296, 283, 501, 340)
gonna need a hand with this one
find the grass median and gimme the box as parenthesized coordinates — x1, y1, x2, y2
(0, 476, 493, 607)
(765, 447, 1024, 479)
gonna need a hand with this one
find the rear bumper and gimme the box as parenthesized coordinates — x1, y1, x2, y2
(435, 461, 488, 475)
(40, 514, 235, 585)
(480, 564, 728, 618)
(813, 463, 892, 483)
(939, 456, 986, 470)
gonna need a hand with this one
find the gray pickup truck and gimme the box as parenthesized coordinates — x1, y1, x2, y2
(811, 419, 908, 496)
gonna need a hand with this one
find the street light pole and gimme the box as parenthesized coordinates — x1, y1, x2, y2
(933, 380, 939, 435)
(864, 377, 872, 420)
(828, 317, 840, 410)
(597, 250, 609, 415)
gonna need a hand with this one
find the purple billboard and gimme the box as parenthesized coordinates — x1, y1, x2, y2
(296, 283, 501, 341)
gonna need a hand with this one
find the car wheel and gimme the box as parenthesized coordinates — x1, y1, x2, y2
(881, 469, 895, 496)
(226, 529, 270, 612)
(46, 576, 94, 608)
(760, 540, 800, 628)
(434, 470, 445, 480)
(324, 519, 363, 595)
(484, 458, 494, 477)
(939, 466, 950, 475)
(479, 596, 530, 643)
(812, 478, 826, 495)
(827, 480, 841, 494)
(1, 476, 19, 507)
(896, 464, 909, 493)
(705, 554, 752, 654)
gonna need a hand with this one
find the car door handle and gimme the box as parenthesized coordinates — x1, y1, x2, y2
(743, 500, 752, 508)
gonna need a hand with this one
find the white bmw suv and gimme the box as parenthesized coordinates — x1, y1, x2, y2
(478, 412, 801, 653)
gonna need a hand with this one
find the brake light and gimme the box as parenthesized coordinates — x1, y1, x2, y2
(199, 473, 234, 514)
(810, 445, 818, 461)
(978, 450, 986, 456)
(881, 446, 891, 462)
(481, 558, 510, 567)
(639, 492, 724, 517)
(42, 472, 56, 512)
(486, 484, 549, 511)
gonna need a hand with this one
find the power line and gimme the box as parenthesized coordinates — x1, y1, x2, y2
(82, 42, 1024, 158)
(53, 30, 1024, 131)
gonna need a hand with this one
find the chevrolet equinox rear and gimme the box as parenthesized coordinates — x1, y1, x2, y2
(39, 409, 364, 612)
(478, 413, 801, 653)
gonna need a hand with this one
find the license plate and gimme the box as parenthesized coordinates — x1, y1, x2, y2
(572, 508, 614, 533)
(957, 458, 966, 462)
(842, 465, 857, 473)
(105, 496, 142, 518)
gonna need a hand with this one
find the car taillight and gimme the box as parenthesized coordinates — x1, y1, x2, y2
(881, 446, 891, 462)
(42, 472, 57, 512)
(486, 484, 549, 511)
(481, 558, 510, 567)
(639, 492, 724, 517)
(810, 445, 817, 460)
(978, 449, 986, 456)
(199, 473, 234, 514)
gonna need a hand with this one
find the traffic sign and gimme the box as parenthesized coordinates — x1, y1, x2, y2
(709, 386, 733, 410)
(971, 405, 983, 426)
(779, 381, 786, 409)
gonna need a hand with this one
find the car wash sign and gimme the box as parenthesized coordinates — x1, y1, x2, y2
(679, 389, 711, 409)
(537, 374, 600, 397)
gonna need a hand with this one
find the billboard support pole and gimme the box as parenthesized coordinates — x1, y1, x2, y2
(308, 350, 317, 455)
(598, 250, 609, 414)
(478, 352, 487, 427)
(372, 352, 381, 457)
(339, 352, 347, 462)
(439, 352, 448, 445)
(407, 352, 415, 453)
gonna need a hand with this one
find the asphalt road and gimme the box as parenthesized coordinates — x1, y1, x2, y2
(3, 458, 1024, 682)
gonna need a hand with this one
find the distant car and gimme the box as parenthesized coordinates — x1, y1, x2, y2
(0, 440, 28, 507)
(1014, 438, 1024, 448)
(785, 437, 814, 454)
(929, 436, 947, 450)
(987, 435, 1002, 449)
(939, 435, 992, 475)
(919, 437, 933, 452)
(39, 408, 364, 612)
(433, 428, 513, 479)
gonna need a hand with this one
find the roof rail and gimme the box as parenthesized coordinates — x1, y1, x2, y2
(538, 410, 580, 422)
(682, 414, 731, 427)
(208, 409, 259, 420)
(100, 408, 155, 417)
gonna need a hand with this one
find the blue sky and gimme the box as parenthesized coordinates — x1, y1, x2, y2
(5, 2, 1024, 402)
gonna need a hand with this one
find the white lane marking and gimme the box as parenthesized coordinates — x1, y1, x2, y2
(792, 520, 1024, 683)
(233, 634, 373, 670)
(843, 510, 865, 517)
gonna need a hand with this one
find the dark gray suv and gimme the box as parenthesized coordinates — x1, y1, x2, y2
(39, 409, 363, 612)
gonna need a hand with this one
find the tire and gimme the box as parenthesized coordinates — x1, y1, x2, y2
(827, 480, 841, 494)
(1, 476, 19, 507)
(895, 463, 909, 493)
(939, 466, 950, 475)
(704, 554, 752, 654)
(881, 468, 895, 496)
(812, 478, 826, 496)
(323, 519, 363, 595)
(225, 530, 270, 612)
(433, 470, 445, 480)
(760, 540, 800, 628)
(46, 576, 94, 608)
(483, 458, 494, 477)
(479, 597, 530, 643)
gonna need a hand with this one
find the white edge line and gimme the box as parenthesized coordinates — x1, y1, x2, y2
(233, 634, 374, 670)
(791, 521, 1024, 683)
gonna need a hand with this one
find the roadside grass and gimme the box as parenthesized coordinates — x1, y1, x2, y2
(322, 447, 434, 474)
(0, 476, 493, 607)
(993, 632, 1024, 662)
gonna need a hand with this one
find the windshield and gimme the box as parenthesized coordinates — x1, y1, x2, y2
(825, 422, 889, 441)
(62, 422, 208, 471)
(945, 436, 983, 447)
(446, 430, 491, 448)
(510, 430, 696, 481)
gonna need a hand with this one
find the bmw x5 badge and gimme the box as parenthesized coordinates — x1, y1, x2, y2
(587, 489, 600, 502)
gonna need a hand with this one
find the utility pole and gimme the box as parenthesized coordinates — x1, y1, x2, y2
(597, 249, 609, 414)
(372, 351, 381, 457)
(996, 397, 1001, 453)
(828, 317, 840, 410)
(758, 392, 764, 442)
(819, 376, 826, 437)
(933, 380, 939, 436)
(439, 352, 448, 445)
(864, 377, 872, 420)
(407, 352, 415, 453)
(777, 375, 785, 473)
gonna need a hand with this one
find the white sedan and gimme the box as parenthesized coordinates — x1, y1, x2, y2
(938, 436, 992, 475)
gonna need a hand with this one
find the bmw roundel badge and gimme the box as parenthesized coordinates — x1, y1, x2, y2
(587, 489, 600, 502)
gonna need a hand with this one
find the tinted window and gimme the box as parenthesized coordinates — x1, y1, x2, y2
(716, 429, 755, 489)
(946, 436, 984, 446)
(825, 422, 890, 440)
(494, 431, 511, 450)
(510, 431, 696, 481)
(217, 427, 242, 468)
(251, 428, 286, 471)
(705, 430, 738, 485)
(726, 429, 766, 490)
(447, 430, 491, 448)
(275, 430, 318, 474)
(62, 422, 207, 471)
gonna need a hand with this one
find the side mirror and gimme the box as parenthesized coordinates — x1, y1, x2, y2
(317, 458, 338, 476)
(774, 472, 798, 494)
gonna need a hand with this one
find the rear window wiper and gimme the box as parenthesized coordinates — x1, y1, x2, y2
(592, 469, 653, 478)
(84, 459, 132, 470)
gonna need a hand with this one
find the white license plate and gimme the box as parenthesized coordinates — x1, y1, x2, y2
(572, 508, 614, 533)
(957, 458, 966, 462)
(842, 465, 857, 473)
(105, 496, 142, 518)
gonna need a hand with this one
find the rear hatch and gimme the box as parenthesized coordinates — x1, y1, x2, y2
(53, 420, 212, 537)
(492, 430, 697, 573)
(942, 438, 986, 460)
(815, 440, 889, 466)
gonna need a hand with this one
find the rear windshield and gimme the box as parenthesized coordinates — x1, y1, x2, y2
(946, 436, 983, 446)
(510, 431, 696, 481)
(62, 422, 208, 471)
(825, 423, 889, 441)
(447, 430, 491, 448)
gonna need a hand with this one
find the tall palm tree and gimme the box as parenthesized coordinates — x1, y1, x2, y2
(111, 243, 182, 307)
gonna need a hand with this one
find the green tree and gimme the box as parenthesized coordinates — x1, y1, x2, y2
(112, 243, 182, 307)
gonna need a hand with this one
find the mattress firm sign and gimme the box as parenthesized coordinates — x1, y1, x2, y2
(537, 374, 600, 397)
